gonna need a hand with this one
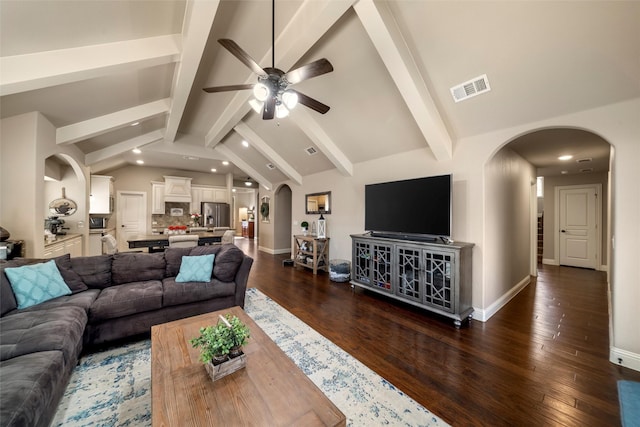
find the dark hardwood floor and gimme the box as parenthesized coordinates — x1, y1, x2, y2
(235, 238, 640, 426)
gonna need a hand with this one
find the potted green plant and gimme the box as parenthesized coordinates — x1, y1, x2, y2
(190, 314, 250, 363)
(190, 314, 251, 381)
(301, 221, 309, 236)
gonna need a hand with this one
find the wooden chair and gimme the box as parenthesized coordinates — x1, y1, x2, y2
(168, 234, 199, 248)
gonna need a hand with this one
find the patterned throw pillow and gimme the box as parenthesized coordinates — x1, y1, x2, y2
(175, 254, 215, 283)
(5, 260, 72, 309)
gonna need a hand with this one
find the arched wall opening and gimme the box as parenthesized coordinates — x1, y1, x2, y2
(481, 126, 612, 320)
(273, 184, 292, 254)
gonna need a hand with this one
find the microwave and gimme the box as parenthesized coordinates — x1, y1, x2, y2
(89, 217, 108, 229)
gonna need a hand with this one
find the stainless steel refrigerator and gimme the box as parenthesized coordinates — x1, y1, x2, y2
(201, 202, 230, 227)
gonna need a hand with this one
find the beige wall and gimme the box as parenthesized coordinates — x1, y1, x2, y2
(108, 165, 230, 232)
(273, 98, 640, 368)
(484, 147, 536, 310)
(1, 112, 88, 258)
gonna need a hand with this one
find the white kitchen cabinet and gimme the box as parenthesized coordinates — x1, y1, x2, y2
(191, 185, 227, 213)
(44, 234, 83, 259)
(151, 182, 165, 214)
(90, 175, 114, 214)
(213, 188, 228, 203)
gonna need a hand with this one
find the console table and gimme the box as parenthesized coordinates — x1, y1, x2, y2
(294, 235, 330, 275)
(351, 233, 474, 327)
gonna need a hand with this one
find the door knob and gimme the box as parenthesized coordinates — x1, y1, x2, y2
(561, 229, 566, 233)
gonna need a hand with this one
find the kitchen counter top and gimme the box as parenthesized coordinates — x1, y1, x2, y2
(45, 233, 81, 247)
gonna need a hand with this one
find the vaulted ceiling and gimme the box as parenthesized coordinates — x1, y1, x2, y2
(2, 1, 638, 187)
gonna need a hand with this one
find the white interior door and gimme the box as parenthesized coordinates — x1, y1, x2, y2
(116, 191, 147, 253)
(558, 186, 598, 269)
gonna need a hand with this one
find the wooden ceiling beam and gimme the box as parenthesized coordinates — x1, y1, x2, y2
(354, 0, 452, 161)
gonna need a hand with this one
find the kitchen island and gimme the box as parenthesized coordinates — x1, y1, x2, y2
(127, 230, 225, 252)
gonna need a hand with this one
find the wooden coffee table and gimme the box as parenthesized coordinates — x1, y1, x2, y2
(151, 306, 346, 426)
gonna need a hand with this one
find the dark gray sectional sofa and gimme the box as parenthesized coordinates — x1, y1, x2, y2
(0, 244, 253, 427)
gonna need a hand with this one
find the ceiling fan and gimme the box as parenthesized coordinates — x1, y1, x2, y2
(202, 0, 333, 120)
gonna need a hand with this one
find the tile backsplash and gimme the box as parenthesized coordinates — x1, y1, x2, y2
(151, 202, 192, 228)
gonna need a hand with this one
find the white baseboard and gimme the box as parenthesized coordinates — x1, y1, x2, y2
(542, 258, 558, 266)
(599, 264, 608, 272)
(610, 347, 640, 373)
(473, 275, 531, 322)
(258, 246, 291, 255)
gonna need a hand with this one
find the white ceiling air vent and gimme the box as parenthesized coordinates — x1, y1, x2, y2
(576, 158, 593, 163)
(266, 163, 276, 170)
(450, 74, 491, 103)
(305, 146, 318, 156)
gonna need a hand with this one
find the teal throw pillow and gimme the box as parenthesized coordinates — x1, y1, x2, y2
(176, 254, 215, 283)
(5, 260, 72, 309)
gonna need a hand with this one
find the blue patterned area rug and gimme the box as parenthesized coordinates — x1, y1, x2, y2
(53, 288, 448, 426)
(618, 380, 640, 427)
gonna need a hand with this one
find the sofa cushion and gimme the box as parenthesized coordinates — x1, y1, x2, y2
(89, 280, 163, 322)
(175, 254, 215, 283)
(111, 252, 166, 285)
(0, 306, 87, 366)
(53, 254, 88, 293)
(162, 277, 236, 307)
(70, 255, 113, 288)
(0, 351, 67, 427)
(11, 289, 100, 315)
(0, 268, 18, 316)
(164, 247, 194, 277)
(4, 260, 72, 309)
(190, 244, 244, 282)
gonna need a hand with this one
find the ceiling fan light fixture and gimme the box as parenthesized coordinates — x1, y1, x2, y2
(276, 103, 289, 118)
(253, 82, 270, 101)
(282, 90, 298, 109)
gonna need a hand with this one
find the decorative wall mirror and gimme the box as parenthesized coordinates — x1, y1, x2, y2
(305, 191, 331, 214)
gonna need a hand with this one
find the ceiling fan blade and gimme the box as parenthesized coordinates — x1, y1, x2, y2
(292, 90, 330, 114)
(218, 39, 268, 78)
(262, 96, 276, 120)
(284, 59, 334, 85)
(203, 84, 254, 93)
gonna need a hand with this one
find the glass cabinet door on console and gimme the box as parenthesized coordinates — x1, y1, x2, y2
(422, 250, 454, 313)
(352, 239, 393, 293)
(395, 245, 421, 303)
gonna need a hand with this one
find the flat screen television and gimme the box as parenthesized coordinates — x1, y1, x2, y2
(364, 174, 451, 241)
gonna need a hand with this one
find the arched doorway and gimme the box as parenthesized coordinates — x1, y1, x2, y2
(482, 127, 612, 315)
(273, 184, 292, 254)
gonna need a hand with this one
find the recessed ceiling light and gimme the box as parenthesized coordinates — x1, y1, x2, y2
(132, 148, 142, 154)
(210, 168, 217, 173)
(182, 155, 199, 160)
(130, 122, 140, 127)
(136, 160, 144, 165)
(222, 161, 229, 166)
(561, 170, 569, 174)
(242, 140, 249, 147)
(558, 155, 573, 161)
(245, 182, 252, 186)
(232, 188, 237, 192)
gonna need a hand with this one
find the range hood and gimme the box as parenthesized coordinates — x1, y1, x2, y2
(163, 176, 192, 203)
